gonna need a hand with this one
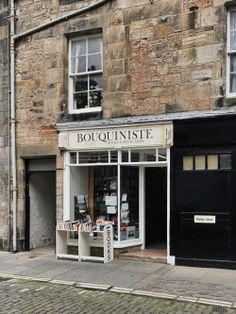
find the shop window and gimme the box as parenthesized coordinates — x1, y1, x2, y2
(158, 148, 167, 162)
(69, 35, 103, 113)
(131, 151, 140, 162)
(195, 155, 206, 170)
(183, 156, 193, 171)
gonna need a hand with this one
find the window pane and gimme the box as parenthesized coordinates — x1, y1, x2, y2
(207, 155, 218, 170)
(120, 167, 139, 241)
(79, 152, 108, 164)
(74, 76, 88, 92)
(183, 156, 193, 171)
(230, 11, 236, 30)
(70, 152, 77, 164)
(122, 151, 129, 162)
(158, 148, 167, 161)
(88, 37, 101, 54)
(131, 151, 140, 162)
(220, 154, 231, 170)
(230, 73, 236, 93)
(89, 74, 103, 90)
(230, 54, 236, 72)
(110, 151, 118, 163)
(195, 155, 205, 170)
(71, 40, 86, 57)
(89, 90, 102, 108)
(230, 31, 236, 50)
(88, 54, 102, 71)
(74, 92, 88, 109)
(141, 149, 156, 162)
(71, 56, 86, 73)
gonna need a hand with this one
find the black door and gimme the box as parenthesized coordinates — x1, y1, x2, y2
(145, 167, 167, 247)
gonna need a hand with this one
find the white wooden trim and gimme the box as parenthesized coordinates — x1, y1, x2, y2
(140, 166, 145, 249)
(63, 153, 70, 221)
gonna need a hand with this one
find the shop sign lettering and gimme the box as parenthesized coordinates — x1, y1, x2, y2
(104, 224, 113, 263)
(65, 123, 173, 149)
(77, 129, 153, 144)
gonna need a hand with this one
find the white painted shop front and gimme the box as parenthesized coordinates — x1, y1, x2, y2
(58, 122, 174, 264)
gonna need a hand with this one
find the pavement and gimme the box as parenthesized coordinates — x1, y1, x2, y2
(0, 247, 236, 310)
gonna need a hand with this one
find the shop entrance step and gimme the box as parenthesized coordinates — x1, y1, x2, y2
(118, 249, 167, 263)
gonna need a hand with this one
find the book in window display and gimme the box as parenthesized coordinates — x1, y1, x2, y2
(74, 194, 88, 222)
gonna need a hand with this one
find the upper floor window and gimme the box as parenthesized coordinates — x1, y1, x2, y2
(69, 35, 103, 113)
(227, 9, 236, 97)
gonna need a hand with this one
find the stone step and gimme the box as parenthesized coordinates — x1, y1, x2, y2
(118, 250, 167, 263)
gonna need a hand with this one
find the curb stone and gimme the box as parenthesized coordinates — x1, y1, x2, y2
(0, 274, 235, 309)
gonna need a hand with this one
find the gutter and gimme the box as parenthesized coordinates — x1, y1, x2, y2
(14, 0, 112, 42)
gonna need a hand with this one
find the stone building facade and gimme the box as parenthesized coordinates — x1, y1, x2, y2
(1, 0, 236, 267)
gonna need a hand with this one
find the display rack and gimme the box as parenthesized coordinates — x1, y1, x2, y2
(79, 224, 113, 263)
(56, 223, 113, 263)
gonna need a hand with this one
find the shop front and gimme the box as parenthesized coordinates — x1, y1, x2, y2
(57, 121, 174, 263)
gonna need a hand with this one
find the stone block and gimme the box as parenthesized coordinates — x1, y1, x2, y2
(105, 59, 125, 76)
(104, 26, 126, 44)
(200, 7, 218, 27)
(196, 43, 222, 64)
(46, 68, 64, 84)
(109, 74, 131, 92)
(104, 42, 128, 60)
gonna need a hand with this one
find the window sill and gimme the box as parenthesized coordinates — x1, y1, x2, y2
(69, 107, 102, 115)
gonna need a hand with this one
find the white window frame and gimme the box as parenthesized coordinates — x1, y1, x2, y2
(68, 34, 103, 114)
(227, 9, 236, 98)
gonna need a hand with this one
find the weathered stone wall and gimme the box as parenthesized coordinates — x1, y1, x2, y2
(0, 3, 9, 250)
(13, 0, 232, 249)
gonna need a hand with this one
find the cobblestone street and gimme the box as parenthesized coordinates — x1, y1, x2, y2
(0, 278, 235, 314)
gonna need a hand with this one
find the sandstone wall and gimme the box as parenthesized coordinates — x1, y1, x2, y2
(14, 0, 231, 249)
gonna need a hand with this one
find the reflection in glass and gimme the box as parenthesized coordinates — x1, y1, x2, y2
(88, 37, 101, 54)
(88, 54, 102, 71)
(74, 76, 88, 92)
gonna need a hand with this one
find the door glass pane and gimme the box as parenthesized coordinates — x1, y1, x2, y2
(195, 155, 205, 170)
(183, 156, 193, 171)
(220, 154, 231, 170)
(120, 167, 139, 241)
(207, 155, 218, 170)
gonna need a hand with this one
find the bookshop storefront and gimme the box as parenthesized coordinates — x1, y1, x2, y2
(57, 121, 173, 262)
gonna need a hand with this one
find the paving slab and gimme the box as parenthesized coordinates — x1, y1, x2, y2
(0, 248, 236, 305)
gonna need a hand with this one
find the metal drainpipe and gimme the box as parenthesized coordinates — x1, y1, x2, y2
(7, 1, 12, 252)
(10, 0, 17, 252)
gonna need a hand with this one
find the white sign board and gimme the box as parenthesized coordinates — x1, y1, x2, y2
(103, 224, 113, 263)
(194, 215, 216, 224)
(58, 123, 173, 150)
